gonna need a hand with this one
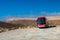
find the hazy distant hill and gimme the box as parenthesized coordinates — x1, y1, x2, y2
(6, 16, 60, 26)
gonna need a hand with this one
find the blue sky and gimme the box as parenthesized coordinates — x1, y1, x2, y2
(0, 0, 60, 20)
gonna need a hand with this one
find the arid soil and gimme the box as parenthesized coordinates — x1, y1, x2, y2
(0, 17, 60, 32)
(0, 17, 60, 40)
(0, 27, 60, 40)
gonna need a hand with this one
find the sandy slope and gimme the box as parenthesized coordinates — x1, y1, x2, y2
(0, 27, 60, 40)
(6, 16, 60, 22)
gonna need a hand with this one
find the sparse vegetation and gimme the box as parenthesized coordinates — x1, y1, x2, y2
(0, 19, 60, 33)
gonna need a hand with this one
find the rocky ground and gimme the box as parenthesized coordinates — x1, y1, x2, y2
(0, 27, 60, 40)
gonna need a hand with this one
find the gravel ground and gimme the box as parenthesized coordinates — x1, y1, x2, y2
(0, 27, 60, 40)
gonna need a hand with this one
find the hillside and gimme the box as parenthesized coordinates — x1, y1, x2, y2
(0, 16, 60, 32)
(0, 21, 25, 32)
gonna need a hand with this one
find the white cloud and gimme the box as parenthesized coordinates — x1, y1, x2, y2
(40, 12, 60, 16)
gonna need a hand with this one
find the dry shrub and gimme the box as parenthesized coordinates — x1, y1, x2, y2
(7, 20, 37, 28)
(0, 21, 25, 33)
(0, 19, 60, 33)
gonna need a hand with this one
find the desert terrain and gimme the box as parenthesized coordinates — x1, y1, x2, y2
(0, 16, 60, 40)
(0, 26, 60, 40)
